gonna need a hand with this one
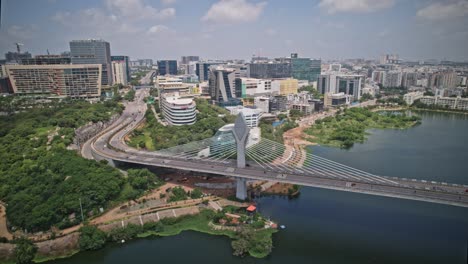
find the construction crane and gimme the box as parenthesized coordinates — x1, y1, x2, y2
(15, 43, 23, 53)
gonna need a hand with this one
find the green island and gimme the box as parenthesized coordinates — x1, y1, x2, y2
(77, 208, 276, 260)
(305, 107, 421, 149)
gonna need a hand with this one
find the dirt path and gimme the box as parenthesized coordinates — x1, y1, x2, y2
(0, 203, 13, 240)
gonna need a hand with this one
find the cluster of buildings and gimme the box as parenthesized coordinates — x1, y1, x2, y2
(1, 39, 131, 99)
(2, 45, 468, 127)
(151, 53, 325, 126)
(370, 54, 467, 97)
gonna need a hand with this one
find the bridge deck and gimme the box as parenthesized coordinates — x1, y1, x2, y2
(87, 89, 468, 208)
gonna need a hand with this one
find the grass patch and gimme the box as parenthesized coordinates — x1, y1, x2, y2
(138, 210, 236, 239)
(33, 249, 80, 263)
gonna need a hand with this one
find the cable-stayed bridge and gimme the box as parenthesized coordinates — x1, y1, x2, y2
(86, 90, 468, 208)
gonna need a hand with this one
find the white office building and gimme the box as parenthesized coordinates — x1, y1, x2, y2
(236, 78, 273, 97)
(155, 76, 191, 95)
(254, 96, 270, 113)
(160, 92, 197, 126)
(111, 61, 128, 85)
(403, 91, 424, 105)
(318, 73, 363, 100)
(225, 106, 263, 127)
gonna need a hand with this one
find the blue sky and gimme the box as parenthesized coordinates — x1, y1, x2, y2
(1, 0, 467, 61)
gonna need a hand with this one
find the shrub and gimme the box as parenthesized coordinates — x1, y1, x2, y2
(78, 226, 107, 251)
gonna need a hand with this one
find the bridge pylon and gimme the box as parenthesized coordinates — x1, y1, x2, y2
(233, 113, 249, 169)
(233, 113, 250, 200)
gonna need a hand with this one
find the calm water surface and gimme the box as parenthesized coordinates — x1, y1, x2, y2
(53, 111, 468, 264)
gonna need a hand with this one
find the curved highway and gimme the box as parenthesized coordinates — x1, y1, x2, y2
(85, 88, 468, 208)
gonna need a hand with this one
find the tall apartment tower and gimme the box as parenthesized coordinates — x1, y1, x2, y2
(111, 56, 130, 85)
(157, 60, 178, 75)
(70, 39, 112, 86)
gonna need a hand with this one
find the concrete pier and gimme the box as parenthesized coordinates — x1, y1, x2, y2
(236, 178, 248, 200)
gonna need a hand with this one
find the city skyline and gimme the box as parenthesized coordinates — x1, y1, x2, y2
(0, 0, 467, 61)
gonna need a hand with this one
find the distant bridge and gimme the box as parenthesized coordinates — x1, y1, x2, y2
(87, 89, 468, 208)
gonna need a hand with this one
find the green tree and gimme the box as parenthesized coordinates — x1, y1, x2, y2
(78, 226, 107, 251)
(231, 238, 250, 256)
(190, 188, 203, 199)
(14, 238, 38, 264)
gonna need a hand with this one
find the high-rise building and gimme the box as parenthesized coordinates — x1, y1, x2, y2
(401, 72, 418, 88)
(290, 54, 321, 82)
(181, 56, 200, 65)
(371, 70, 385, 84)
(130, 59, 153, 67)
(209, 67, 241, 105)
(111, 61, 128, 85)
(427, 72, 458, 90)
(70, 39, 112, 86)
(318, 73, 363, 100)
(157, 60, 178, 75)
(5, 64, 102, 98)
(5, 51, 32, 63)
(20, 55, 71, 65)
(196, 61, 224, 82)
(111, 56, 130, 85)
(380, 54, 400, 64)
(248, 62, 291, 79)
(383, 71, 402, 88)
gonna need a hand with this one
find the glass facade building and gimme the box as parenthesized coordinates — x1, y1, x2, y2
(157, 60, 178, 75)
(248, 62, 291, 79)
(291, 57, 321, 82)
(70, 40, 112, 86)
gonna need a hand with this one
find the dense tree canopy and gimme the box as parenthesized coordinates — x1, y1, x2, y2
(0, 100, 127, 231)
(129, 98, 236, 150)
(78, 226, 107, 251)
(14, 238, 37, 264)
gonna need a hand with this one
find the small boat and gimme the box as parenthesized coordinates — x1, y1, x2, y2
(279, 225, 286, 229)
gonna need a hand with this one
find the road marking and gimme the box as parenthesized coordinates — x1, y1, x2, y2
(172, 209, 176, 217)
(156, 212, 160, 221)
(121, 220, 125, 227)
(139, 215, 143, 226)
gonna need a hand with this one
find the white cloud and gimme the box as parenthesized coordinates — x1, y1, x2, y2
(416, 0, 468, 21)
(202, 0, 267, 24)
(105, 0, 175, 20)
(161, 0, 176, 5)
(319, 0, 394, 14)
(147, 25, 172, 34)
(51, 8, 141, 36)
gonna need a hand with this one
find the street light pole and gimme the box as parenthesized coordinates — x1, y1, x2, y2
(79, 198, 84, 222)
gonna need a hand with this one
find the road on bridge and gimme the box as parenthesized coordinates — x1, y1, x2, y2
(84, 88, 468, 208)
